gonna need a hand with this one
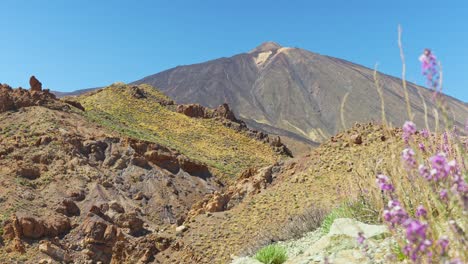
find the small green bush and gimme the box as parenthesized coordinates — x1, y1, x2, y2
(254, 244, 287, 264)
(320, 204, 352, 234)
(320, 200, 380, 234)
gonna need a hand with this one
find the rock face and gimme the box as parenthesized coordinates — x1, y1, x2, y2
(132, 42, 468, 145)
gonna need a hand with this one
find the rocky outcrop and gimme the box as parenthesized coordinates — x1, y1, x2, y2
(29, 76, 43, 92)
(74, 203, 170, 263)
(126, 138, 212, 177)
(63, 100, 85, 111)
(2, 214, 71, 241)
(176, 104, 207, 118)
(176, 103, 241, 124)
(176, 102, 292, 157)
(0, 82, 56, 113)
(188, 165, 279, 218)
(0, 77, 87, 113)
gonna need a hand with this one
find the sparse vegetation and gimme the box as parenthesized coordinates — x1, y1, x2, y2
(254, 244, 287, 264)
(78, 83, 280, 181)
(319, 200, 379, 234)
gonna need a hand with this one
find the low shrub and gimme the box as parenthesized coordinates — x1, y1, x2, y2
(254, 244, 287, 264)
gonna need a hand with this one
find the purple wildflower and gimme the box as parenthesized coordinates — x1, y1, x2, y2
(429, 153, 450, 180)
(403, 121, 417, 135)
(383, 200, 409, 226)
(416, 205, 427, 218)
(420, 129, 430, 138)
(403, 121, 417, 143)
(403, 220, 431, 261)
(376, 174, 394, 192)
(402, 148, 417, 169)
(357, 232, 365, 244)
(437, 236, 449, 255)
(419, 48, 440, 93)
(418, 165, 432, 181)
(439, 189, 449, 202)
(418, 143, 426, 152)
(405, 220, 427, 242)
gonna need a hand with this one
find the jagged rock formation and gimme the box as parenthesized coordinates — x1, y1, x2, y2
(175, 102, 292, 156)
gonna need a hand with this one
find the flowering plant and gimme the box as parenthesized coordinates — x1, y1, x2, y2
(375, 120, 467, 263)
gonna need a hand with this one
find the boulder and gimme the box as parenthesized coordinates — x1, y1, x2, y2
(39, 241, 71, 263)
(204, 192, 229, 212)
(16, 166, 41, 180)
(67, 189, 86, 201)
(129, 86, 147, 99)
(350, 134, 363, 145)
(56, 199, 80, 217)
(213, 103, 239, 122)
(3, 215, 71, 240)
(63, 100, 85, 111)
(175, 225, 187, 234)
(176, 104, 207, 118)
(328, 218, 388, 238)
(282, 218, 391, 264)
(115, 213, 144, 236)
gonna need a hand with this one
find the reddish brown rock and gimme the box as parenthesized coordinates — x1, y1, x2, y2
(56, 199, 80, 217)
(0, 84, 14, 112)
(204, 192, 229, 212)
(63, 100, 85, 111)
(176, 104, 207, 118)
(2, 215, 71, 240)
(30, 76, 42, 92)
(213, 103, 239, 122)
(350, 134, 363, 145)
(67, 189, 86, 201)
(39, 241, 71, 262)
(130, 85, 147, 99)
(16, 166, 41, 180)
(115, 213, 144, 235)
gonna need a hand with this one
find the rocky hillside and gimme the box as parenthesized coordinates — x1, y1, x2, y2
(0, 78, 288, 263)
(132, 42, 468, 145)
(155, 123, 412, 263)
(75, 83, 290, 181)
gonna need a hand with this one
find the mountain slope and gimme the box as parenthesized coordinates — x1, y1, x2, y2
(76, 83, 287, 182)
(0, 81, 286, 263)
(133, 42, 468, 144)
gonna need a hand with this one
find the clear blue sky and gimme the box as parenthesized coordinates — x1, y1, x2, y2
(1, 0, 467, 101)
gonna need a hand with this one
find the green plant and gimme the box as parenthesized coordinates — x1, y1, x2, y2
(391, 243, 407, 261)
(254, 245, 287, 264)
(320, 204, 353, 234)
(319, 200, 380, 234)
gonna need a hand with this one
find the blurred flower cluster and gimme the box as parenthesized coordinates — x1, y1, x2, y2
(419, 48, 440, 94)
(376, 120, 467, 262)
